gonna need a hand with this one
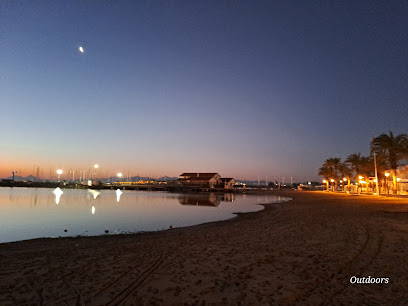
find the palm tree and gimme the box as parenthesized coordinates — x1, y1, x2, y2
(374, 152, 387, 179)
(318, 166, 332, 191)
(323, 158, 341, 191)
(337, 162, 352, 191)
(373, 152, 388, 192)
(360, 156, 374, 178)
(345, 153, 365, 181)
(360, 156, 376, 192)
(371, 131, 408, 193)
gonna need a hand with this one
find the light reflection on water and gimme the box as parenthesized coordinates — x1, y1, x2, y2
(0, 187, 290, 243)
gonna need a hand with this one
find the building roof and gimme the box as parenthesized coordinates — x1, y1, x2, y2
(179, 173, 219, 180)
(221, 178, 235, 182)
(179, 177, 216, 182)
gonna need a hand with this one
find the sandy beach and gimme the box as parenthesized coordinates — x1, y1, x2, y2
(1, 191, 408, 305)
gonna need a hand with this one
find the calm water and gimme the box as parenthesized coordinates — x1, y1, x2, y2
(0, 187, 290, 243)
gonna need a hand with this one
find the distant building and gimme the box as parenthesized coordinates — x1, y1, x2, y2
(178, 173, 222, 188)
(395, 165, 408, 179)
(383, 165, 408, 194)
(220, 178, 236, 189)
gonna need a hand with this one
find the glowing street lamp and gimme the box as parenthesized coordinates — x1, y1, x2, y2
(116, 172, 123, 184)
(397, 177, 401, 194)
(322, 179, 329, 191)
(385, 173, 390, 194)
(329, 179, 335, 192)
(93, 164, 99, 180)
(341, 178, 348, 192)
(56, 169, 63, 182)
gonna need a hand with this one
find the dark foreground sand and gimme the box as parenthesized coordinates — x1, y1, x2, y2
(1, 191, 408, 305)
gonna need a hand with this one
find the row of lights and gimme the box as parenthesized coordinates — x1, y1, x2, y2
(323, 178, 348, 184)
(56, 164, 123, 181)
(323, 173, 402, 185)
(384, 173, 401, 182)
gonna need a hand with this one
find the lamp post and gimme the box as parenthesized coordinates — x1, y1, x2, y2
(323, 180, 328, 191)
(330, 179, 335, 192)
(385, 173, 390, 194)
(91, 164, 99, 182)
(373, 152, 379, 195)
(56, 169, 63, 182)
(397, 177, 401, 195)
(12, 171, 17, 181)
(373, 178, 378, 195)
(358, 176, 363, 193)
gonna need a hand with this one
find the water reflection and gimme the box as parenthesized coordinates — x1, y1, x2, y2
(116, 189, 123, 203)
(178, 193, 221, 207)
(9, 188, 15, 201)
(53, 187, 63, 205)
(0, 188, 290, 243)
(222, 193, 235, 202)
(178, 193, 237, 206)
(88, 189, 100, 199)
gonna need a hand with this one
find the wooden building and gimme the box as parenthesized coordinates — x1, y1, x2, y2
(221, 178, 236, 190)
(178, 173, 222, 188)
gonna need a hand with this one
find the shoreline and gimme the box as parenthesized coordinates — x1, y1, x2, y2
(1, 191, 408, 304)
(0, 192, 292, 246)
(0, 189, 291, 245)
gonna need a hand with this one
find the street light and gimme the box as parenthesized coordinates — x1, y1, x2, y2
(93, 164, 99, 181)
(322, 179, 329, 191)
(397, 177, 401, 194)
(117, 172, 123, 184)
(385, 173, 390, 194)
(56, 169, 63, 182)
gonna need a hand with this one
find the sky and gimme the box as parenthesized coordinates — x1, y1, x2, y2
(1, 1, 408, 182)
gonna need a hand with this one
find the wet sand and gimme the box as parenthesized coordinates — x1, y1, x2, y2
(1, 191, 408, 305)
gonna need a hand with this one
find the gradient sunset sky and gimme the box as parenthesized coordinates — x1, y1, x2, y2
(1, 1, 408, 181)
